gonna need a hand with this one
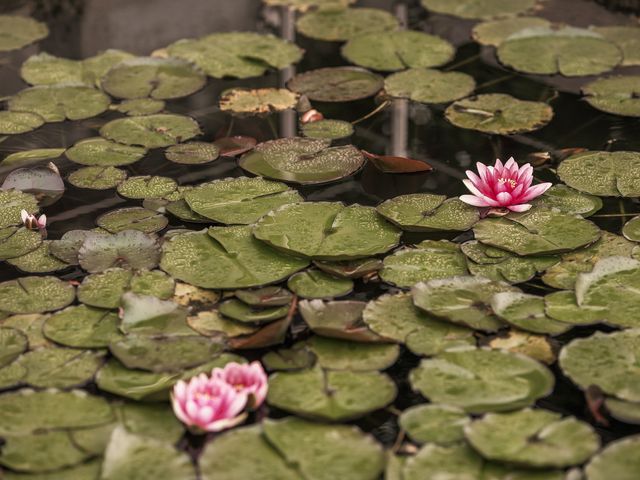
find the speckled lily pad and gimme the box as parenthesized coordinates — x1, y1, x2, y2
(385, 68, 475, 104)
(287, 67, 384, 102)
(7, 241, 69, 273)
(100, 114, 201, 148)
(219, 88, 299, 115)
(68, 166, 127, 190)
(117, 175, 177, 199)
(165, 142, 219, 164)
(472, 16, 551, 46)
(0, 15, 49, 52)
(0, 111, 44, 135)
(583, 76, 640, 117)
(66, 137, 147, 166)
(421, 0, 536, 19)
(0, 276, 75, 314)
(44, 305, 122, 348)
(287, 269, 353, 299)
(78, 230, 161, 273)
(97, 207, 168, 234)
(301, 119, 353, 140)
(491, 291, 572, 335)
(296, 7, 398, 41)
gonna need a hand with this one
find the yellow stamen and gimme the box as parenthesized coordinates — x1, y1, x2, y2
(498, 178, 517, 188)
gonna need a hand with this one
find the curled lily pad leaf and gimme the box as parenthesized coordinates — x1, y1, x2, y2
(464, 408, 600, 468)
(219, 88, 299, 115)
(399, 404, 470, 445)
(188, 310, 257, 338)
(409, 348, 554, 413)
(296, 7, 398, 41)
(301, 119, 353, 140)
(7, 241, 69, 274)
(623, 216, 640, 242)
(102, 57, 206, 100)
(213, 135, 257, 156)
(583, 76, 640, 117)
(314, 257, 382, 279)
(585, 435, 640, 480)
(66, 137, 147, 166)
(497, 27, 622, 76)
(491, 292, 572, 335)
(78, 230, 160, 272)
(0, 327, 28, 368)
(2, 165, 65, 206)
(0, 15, 48, 51)
(0, 226, 42, 260)
(161, 227, 308, 289)
(377, 194, 479, 232)
(385, 68, 476, 104)
(557, 151, 640, 197)
(531, 184, 602, 216)
(44, 305, 122, 348)
(115, 98, 166, 116)
(363, 292, 475, 356)
(287, 269, 353, 299)
(472, 16, 551, 46)
(120, 292, 190, 335)
(420, 0, 536, 19)
(544, 290, 604, 325)
(166, 32, 302, 79)
(68, 166, 128, 190)
(97, 207, 168, 234)
(445, 93, 553, 134)
(604, 397, 640, 425)
(2, 314, 52, 350)
(0, 276, 75, 314)
(100, 114, 201, 148)
(185, 177, 302, 225)
(380, 240, 468, 288)
(239, 137, 365, 184)
(267, 365, 396, 421)
(412, 276, 519, 331)
(254, 202, 400, 260)
(299, 300, 384, 342)
(305, 335, 399, 371)
(0, 111, 44, 135)
(165, 142, 219, 164)
(9, 84, 110, 122)
(474, 209, 601, 256)
(342, 31, 454, 72)
(235, 286, 292, 307)
(0, 190, 39, 229)
(363, 151, 433, 173)
(264, 417, 385, 480)
(117, 175, 177, 199)
(219, 299, 289, 324)
(18, 348, 105, 388)
(287, 67, 383, 102)
(1, 148, 65, 169)
(487, 330, 557, 365)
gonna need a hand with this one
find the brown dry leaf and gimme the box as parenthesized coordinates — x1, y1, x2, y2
(363, 150, 433, 174)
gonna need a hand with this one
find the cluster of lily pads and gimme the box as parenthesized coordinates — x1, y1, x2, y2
(0, 0, 640, 478)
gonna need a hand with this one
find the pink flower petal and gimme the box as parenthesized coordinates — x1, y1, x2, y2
(496, 191, 513, 205)
(520, 182, 552, 202)
(460, 194, 492, 207)
(507, 203, 532, 212)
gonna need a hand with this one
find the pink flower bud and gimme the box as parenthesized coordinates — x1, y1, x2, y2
(213, 361, 268, 409)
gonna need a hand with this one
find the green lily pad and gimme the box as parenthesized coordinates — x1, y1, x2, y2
(20, 53, 84, 86)
(605, 397, 640, 425)
(0, 111, 44, 135)
(314, 257, 382, 279)
(623, 216, 640, 242)
(410, 348, 554, 413)
(7, 241, 69, 273)
(239, 137, 365, 184)
(412, 276, 518, 331)
(287, 67, 383, 102)
(421, 0, 536, 19)
(67, 166, 128, 190)
(0, 276, 75, 314)
(263, 417, 385, 480)
(117, 175, 177, 199)
(497, 27, 622, 76)
(44, 305, 122, 348)
(97, 207, 168, 234)
(235, 286, 293, 307)
(3, 459, 102, 480)
(219, 299, 289, 324)
(18, 348, 105, 388)
(583, 76, 640, 117)
(531, 184, 603, 216)
(287, 269, 353, 298)
(160, 227, 308, 289)
(560, 329, 640, 402)
(0, 190, 39, 229)
(78, 230, 160, 272)
(0, 15, 48, 52)
(1, 314, 52, 350)
(544, 290, 604, 325)
(9, 84, 110, 122)
(445, 93, 553, 134)
(102, 57, 206, 100)
(592, 26, 640, 66)
(262, 343, 316, 372)
(119, 293, 190, 336)
(342, 31, 454, 72)
(185, 177, 302, 224)
(585, 435, 640, 480)
(219, 88, 299, 115)
(399, 404, 470, 445)
(0, 361, 25, 390)
(472, 16, 551, 46)
(558, 150, 640, 197)
(376, 194, 479, 232)
(363, 292, 476, 355)
(254, 202, 400, 260)
(474, 209, 600, 256)
(385, 68, 476, 104)
(464, 408, 600, 468)
(166, 32, 302, 79)
(0, 327, 28, 367)
(0, 226, 42, 260)
(267, 365, 396, 421)
(296, 7, 398, 41)
(165, 142, 219, 164)
(305, 335, 399, 371)
(301, 119, 354, 140)
(491, 292, 572, 335)
(487, 330, 557, 365)
(187, 310, 258, 338)
(100, 114, 201, 148)
(1, 148, 65, 169)
(380, 240, 468, 288)
(300, 299, 385, 342)
(114, 98, 166, 116)
(66, 137, 147, 166)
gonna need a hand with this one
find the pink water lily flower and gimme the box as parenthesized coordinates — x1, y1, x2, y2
(214, 361, 268, 409)
(460, 158, 552, 213)
(20, 209, 46, 230)
(171, 373, 248, 433)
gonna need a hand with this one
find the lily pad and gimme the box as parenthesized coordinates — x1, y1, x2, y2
(267, 365, 396, 421)
(385, 68, 476, 104)
(100, 114, 201, 148)
(254, 202, 400, 260)
(491, 292, 572, 335)
(487, 330, 557, 365)
(0, 111, 44, 135)
(497, 27, 622, 76)
(314, 257, 382, 279)
(531, 184, 603, 216)
(604, 397, 640, 425)
(420, 0, 536, 19)
(0, 226, 42, 260)
(239, 137, 365, 184)
(67, 166, 127, 190)
(3, 459, 102, 480)
(213, 135, 257, 156)
(0, 276, 75, 314)
(219, 299, 289, 324)
(305, 335, 399, 371)
(2, 165, 64, 206)
(165, 142, 219, 164)
(185, 177, 302, 224)
(409, 348, 554, 413)
(301, 119, 353, 140)
(445, 93, 553, 134)
(585, 435, 640, 480)
(342, 31, 454, 72)
(117, 175, 177, 199)
(20, 53, 84, 86)
(464, 408, 600, 468)
(592, 26, 640, 66)
(1, 314, 52, 350)
(377, 194, 479, 232)
(219, 88, 299, 115)
(7, 241, 69, 273)
(97, 207, 168, 234)
(583, 76, 640, 117)
(102, 57, 206, 100)
(78, 230, 160, 272)
(187, 310, 257, 338)
(44, 305, 122, 348)
(380, 240, 468, 288)
(0, 327, 28, 367)
(623, 216, 640, 242)
(119, 293, 190, 336)
(0, 15, 48, 52)
(66, 137, 147, 166)
(9, 84, 110, 122)
(115, 98, 166, 116)
(399, 404, 470, 445)
(296, 7, 398, 41)
(472, 16, 551, 46)
(287, 270, 353, 298)
(1, 148, 65, 169)
(0, 190, 39, 229)
(235, 286, 293, 307)
(18, 348, 105, 388)
(287, 67, 383, 102)
(161, 227, 308, 289)
(300, 299, 385, 343)
(544, 290, 604, 325)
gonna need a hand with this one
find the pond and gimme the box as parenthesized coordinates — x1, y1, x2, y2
(0, 0, 639, 478)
